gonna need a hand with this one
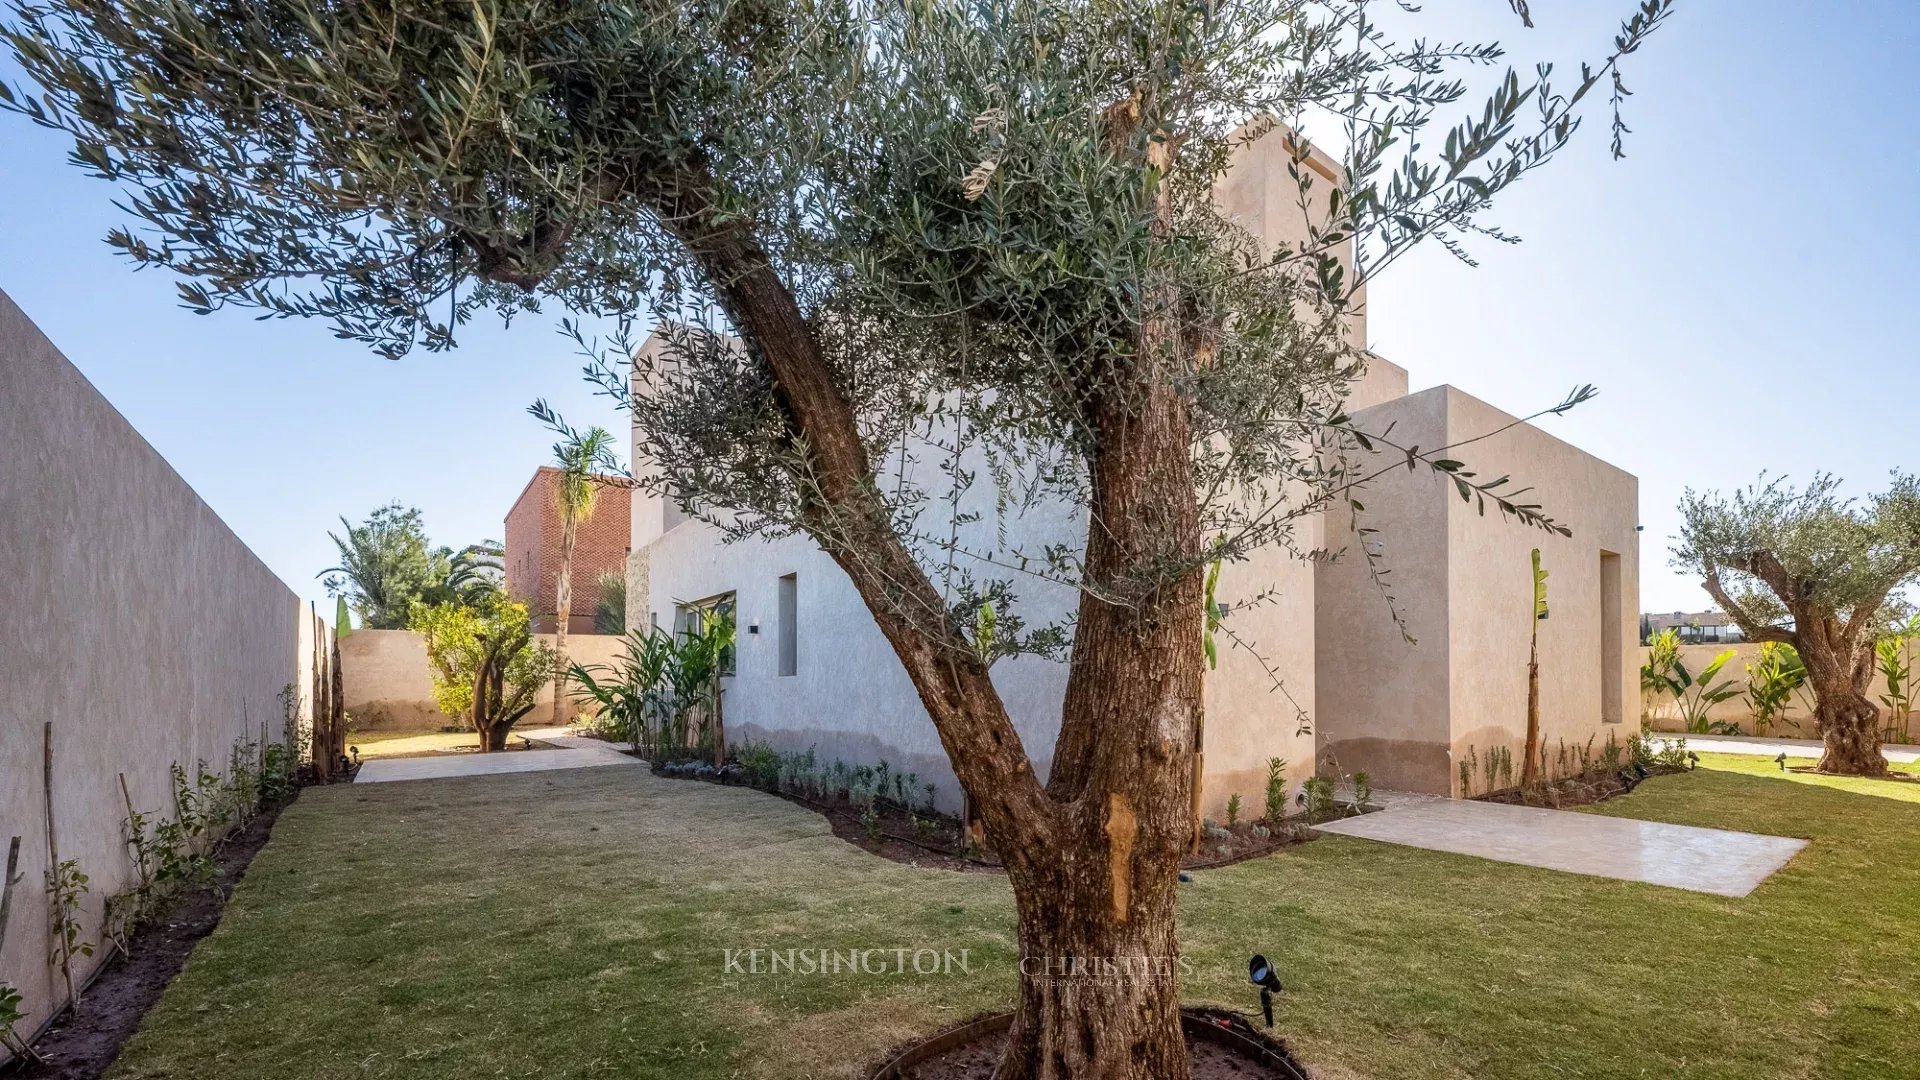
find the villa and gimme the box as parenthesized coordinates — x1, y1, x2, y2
(623, 126, 1641, 813)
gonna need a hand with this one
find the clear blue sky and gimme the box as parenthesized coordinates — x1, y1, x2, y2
(1, 1, 1914, 618)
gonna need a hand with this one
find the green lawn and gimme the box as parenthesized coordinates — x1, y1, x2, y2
(107, 754, 1920, 1079)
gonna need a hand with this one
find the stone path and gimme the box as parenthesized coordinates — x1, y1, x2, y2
(1313, 795, 1806, 897)
(353, 727, 639, 784)
(1648, 732, 1920, 764)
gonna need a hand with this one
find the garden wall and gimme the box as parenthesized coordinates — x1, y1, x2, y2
(340, 628, 629, 731)
(1638, 642, 1909, 739)
(0, 290, 329, 1059)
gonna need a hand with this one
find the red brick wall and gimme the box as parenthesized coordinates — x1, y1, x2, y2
(504, 467, 632, 634)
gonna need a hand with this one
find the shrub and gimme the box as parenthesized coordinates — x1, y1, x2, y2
(1263, 758, 1288, 824)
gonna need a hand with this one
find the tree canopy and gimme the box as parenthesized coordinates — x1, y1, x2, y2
(411, 591, 555, 748)
(1675, 473, 1920, 646)
(321, 504, 501, 628)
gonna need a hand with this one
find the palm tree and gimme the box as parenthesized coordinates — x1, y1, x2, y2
(320, 504, 439, 629)
(549, 427, 617, 724)
(444, 541, 505, 604)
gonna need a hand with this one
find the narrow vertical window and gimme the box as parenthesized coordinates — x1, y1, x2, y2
(1600, 551, 1623, 724)
(778, 573, 798, 677)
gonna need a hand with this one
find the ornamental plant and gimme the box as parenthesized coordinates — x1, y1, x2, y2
(411, 594, 556, 751)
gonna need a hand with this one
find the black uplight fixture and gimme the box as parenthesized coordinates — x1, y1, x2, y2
(1776, 752, 1788, 772)
(1248, 954, 1284, 1028)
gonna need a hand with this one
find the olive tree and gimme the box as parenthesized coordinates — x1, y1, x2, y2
(411, 593, 556, 751)
(4, 0, 1671, 1073)
(1675, 473, 1920, 776)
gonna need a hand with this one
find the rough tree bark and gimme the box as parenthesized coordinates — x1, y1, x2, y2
(636, 148, 1199, 1076)
(552, 508, 578, 726)
(1799, 619, 1887, 776)
(1704, 562, 1889, 777)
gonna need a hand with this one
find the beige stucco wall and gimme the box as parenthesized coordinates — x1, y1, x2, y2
(1443, 389, 1640, 791)
(339, 628, 630, 732)
(1315, 386, 1640, 795)
(0, 291, 323, 1054)
(1198, 500, 1322, 819)
(1216, 124, 1368, 352)
(1314, 391, 1457, 792)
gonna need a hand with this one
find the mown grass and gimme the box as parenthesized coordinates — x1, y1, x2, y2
(346, 726, 561, 759)
(108, 753, 1919, 1079)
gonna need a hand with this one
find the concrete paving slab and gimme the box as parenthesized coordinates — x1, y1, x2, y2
(355, 745, 640, 784)
(1312, 798, 1806, 897)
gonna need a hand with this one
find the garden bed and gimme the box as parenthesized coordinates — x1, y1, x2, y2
(868, 1007, 1310, 1079)
(1473, 764, 1687, 810)
(651, 759, 1318, 872)
(10, 797, 294, 1079)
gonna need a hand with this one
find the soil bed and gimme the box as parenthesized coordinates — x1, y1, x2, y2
(651, 763, 1315, 872)
(870, 1008, 1310, 1079)
(1474, 764, 1686, 810)
(11, 795, 296, 1080)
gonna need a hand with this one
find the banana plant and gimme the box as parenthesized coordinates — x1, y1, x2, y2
(1521, 549, 1549, 786)
(1746, 641, 1807, 737)
(1876, 616, 1918, 743)
(1202, 544, 1225, 671)
(1652, 648, 1743, 734)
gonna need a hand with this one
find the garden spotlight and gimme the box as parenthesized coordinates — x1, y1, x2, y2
(1248, 954, 1283, 1028)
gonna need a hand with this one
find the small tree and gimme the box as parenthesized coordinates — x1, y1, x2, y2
(411, 594, 556, 751)
(1675, 473, 1920, 775)
(593, 569, 628, 635)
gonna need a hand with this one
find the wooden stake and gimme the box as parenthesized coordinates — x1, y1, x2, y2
(0, 835, 43, 1064)
(0, 836, 22, 956)
(44, 721, 76, 1006)
(118, 773, 138, 849)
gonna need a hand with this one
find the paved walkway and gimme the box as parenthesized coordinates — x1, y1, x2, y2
(1649, 732, 1920, 764)
(353, 727, 639, 784)
(1313, 795, 1806, 897)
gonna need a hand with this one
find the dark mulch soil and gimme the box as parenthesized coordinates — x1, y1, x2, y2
(872, 1008, 1309, 1080)
(10, 796, 295, 1080)
(651, 765, 1313, 873)
(1473, 764, 1687, 810)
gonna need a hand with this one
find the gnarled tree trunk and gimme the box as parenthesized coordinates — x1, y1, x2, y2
(477, 719, 512, 752)
(997, 114, 1202, 1076)
(1802, 626, 1887, 776)
(1704, 563, 1892, 778)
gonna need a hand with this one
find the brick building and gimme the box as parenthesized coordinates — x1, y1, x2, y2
(504, 467, 632, 634)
